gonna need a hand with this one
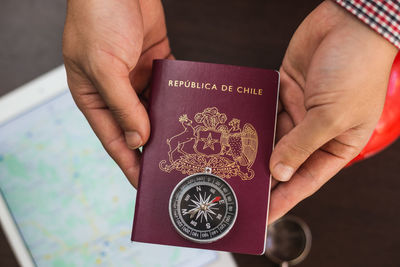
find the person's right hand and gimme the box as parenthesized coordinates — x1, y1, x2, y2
(63, 0, 172, 187)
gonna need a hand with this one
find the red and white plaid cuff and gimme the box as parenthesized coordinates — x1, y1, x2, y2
(335, 0, 400, 49)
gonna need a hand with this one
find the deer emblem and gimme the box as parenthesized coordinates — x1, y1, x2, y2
(166, 114, 196, 163)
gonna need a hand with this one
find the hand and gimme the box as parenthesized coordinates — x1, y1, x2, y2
(63, 0, 172, 187)
(269, 0, 397, 223)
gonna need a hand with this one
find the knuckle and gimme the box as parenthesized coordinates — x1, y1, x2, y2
(338, 141, 360, 158)
(69, 92, 85, 111)
(276, 186, 297, 208)
(297, 166, 320, 198)
(291, 142, 313, 157)
(109, 105, 131, 122)
(105, 135, 125, 155)
(131, 96, 143, 113)
(87, 47, 126, 76)
(62, 42, 84, 72)
(62, 33, 77, 61)
(281, 136, 313, 159)
(313, 108, 347, 133)
(273, 139, 313, 170)
(69, 90, 85, 111)
(327, 138, 362, 159)
(76, 94, 105, 110)
(305, 177, 320, 198)
(86, 51, 105, 76)
(62, 47, 78, 68)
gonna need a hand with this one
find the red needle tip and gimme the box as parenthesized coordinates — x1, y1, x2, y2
(212, 196, 221, 203)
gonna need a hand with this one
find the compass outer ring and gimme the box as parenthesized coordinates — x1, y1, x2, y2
(168, 172, 238, 244)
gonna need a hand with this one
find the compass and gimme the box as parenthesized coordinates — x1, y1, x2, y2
(169, 168, 238, 243)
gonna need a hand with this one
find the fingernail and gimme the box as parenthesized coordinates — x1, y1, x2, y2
(125, 131, 142, 149)
(274, 163, 294, 182)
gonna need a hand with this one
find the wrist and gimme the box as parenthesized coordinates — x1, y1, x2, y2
(333, 0, 400, 50)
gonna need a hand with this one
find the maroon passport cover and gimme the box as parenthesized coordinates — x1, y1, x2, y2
(131, 59, 279, 255)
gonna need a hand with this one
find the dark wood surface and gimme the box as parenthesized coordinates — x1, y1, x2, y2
(1, 0, 399, 266)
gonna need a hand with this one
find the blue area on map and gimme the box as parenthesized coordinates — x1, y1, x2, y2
(0, 90, 216, 267)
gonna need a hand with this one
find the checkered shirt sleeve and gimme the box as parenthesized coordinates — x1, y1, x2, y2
(335, 0, 400, 49)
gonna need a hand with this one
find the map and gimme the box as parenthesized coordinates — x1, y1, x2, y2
(0, 91, 217, 267)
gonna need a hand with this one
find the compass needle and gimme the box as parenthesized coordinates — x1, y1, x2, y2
(205, 194, 211, 203)
(199, 193, 204, 204)
(196, 210, 203, 221)
(188, 207, 198, 214)
(190, 199, 200, 206)
(208, 203, 218, 208)
(169, 172, 237, 243)
(211, 196, 221, 203)
(196, 210, 202, 220)
(207, 209, 216, 215)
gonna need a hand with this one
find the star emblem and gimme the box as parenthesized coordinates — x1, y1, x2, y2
(201, 133, 219, 150)
(185, 192, 220, 223)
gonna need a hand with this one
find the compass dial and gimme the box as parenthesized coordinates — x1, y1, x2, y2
(169, 173, 238, 243)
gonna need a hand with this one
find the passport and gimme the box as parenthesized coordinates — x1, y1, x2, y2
(131, 59, 279, 255)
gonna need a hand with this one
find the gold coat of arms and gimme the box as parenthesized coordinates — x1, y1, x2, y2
(159, 107, 258, 180)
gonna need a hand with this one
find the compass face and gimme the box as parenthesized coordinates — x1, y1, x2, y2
(169, 173, 238, 243)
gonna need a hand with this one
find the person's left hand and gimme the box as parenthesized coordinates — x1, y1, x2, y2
(268, 0, 398, 223)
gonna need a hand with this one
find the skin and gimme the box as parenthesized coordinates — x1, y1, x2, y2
(268, 1, 397, 223)
(63, 0, 172, 188)
(63, 0, 397, 222)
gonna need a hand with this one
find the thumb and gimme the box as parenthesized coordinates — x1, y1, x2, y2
(91, 64, 150, 149)
(270, 110, 343, 181)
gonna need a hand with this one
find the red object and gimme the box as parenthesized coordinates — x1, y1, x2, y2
(348, 51, 400, 166)
(211, 196, 221, 203)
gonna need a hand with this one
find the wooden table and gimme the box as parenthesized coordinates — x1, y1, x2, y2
(1, 0, 399, 266)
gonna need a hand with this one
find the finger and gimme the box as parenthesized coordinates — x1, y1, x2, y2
(277, 99, 283, 113)
(276, 111, 294, 142)
(89, 54, 150, 149)
(270, 178, 279, 189)
(84, 106, 142, 188)
(279, 68, 307, 125)
(270, 108, 345, 182)
(271, 111, 294, 191)
(130, 36, 171, 93)
(66, 66, 142, 187)
(130, 36, 172, 111)
(268, 147, 347, 224)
